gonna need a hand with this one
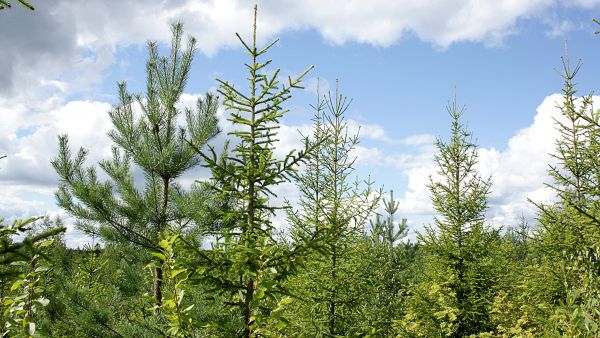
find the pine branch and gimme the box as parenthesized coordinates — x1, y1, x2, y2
(0, 0, 34, 10)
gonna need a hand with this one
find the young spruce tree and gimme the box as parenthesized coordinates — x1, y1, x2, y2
(398, 97, 500, 337)
(527, 49, 600, 336)
(52, 23, 220, 305)
(189, 6, 314, 337)
(285, 81, 380, 336)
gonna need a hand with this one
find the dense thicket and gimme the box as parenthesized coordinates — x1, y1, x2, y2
(2, 7, 600, 338)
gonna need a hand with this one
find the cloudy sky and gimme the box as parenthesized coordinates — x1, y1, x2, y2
(1, 0, 600, 245)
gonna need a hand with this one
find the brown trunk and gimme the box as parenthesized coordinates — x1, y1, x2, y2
(153, 266, 163, 305)
(154, 177, 169, 306)
(328, 247, 337, 335)
(243, 277, 254, 338)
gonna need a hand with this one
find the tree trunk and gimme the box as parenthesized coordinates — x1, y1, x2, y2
(243, 277, 254, 338)
(153, 266, 163, 305)
(329, 247, 337, 336)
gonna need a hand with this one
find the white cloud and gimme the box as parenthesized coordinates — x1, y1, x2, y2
(0, 189, 47, 222)
(45, 0, 600, 58)
(401, 134, 436, 146)
(346, 119, 400, 143)
(4, 0, 592, 102)
(388, 94, 600, 228)
(0, 99, 114, 245)
(305, 77, 331, 97)
(477, 94, 561, 225)
(546, 19, 575, 37)
(566, 0, 600, 8)
(479, 94, 600, 225)
(0, 100, 113, 187)
(351, 146, 383, 167)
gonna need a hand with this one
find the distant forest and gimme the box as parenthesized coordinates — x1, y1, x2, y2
(2, 4, 600, 338)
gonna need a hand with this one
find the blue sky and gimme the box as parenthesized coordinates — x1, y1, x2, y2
(1, 1, 600, 245)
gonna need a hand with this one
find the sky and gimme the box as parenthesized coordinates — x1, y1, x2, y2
(1, 0, 600, 246)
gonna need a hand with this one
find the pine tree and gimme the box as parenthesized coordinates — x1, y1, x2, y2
(399, 97, 500, 337)
(44, 242, 152, 337)
(363, 191, 417, 336)
(51, 23, 220, 305)
(185, 6, 315, 337)
(370, 190, 408, 247)
(285, 81, 380, 336)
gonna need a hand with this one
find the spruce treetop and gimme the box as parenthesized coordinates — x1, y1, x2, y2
(200, 5, 314, 238)
(428, 98, 491, 233)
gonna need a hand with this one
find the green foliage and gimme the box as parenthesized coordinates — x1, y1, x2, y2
(51, 22, 220, 304)
(42, 242, 158, 337)
(398, 97, 501, 337)
(522, 49, 600, 336)
(0, 218, 64, 274)
(147, 232, 197, 337)
(3, 241, 52, 337)
(185, 6, 314, 337)
(370, 190, 408, 247)
(0, 0, 33, 10)
(0, 217, 63, 337)
(285, 82, 381, 336)
(360, 191, 418, 336)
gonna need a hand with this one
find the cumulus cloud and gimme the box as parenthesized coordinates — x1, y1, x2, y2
(386, 94, 600, 228)
(477, 95, 561, 225)
(400, 134, 436, 146)
(56, 0, 559, 54)
(546, 19, 576, 37)
(0, 5, 77, 95)
(1, 0, 594, 161)
(0, 99, 113, 231)
(4, 0, 596, 100)
(478, 94, 600, 226)
(566, 0, 600, 8)
(0, 100, 113, 187)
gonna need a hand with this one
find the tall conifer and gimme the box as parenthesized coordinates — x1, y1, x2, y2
(399, 97, 500, 337)
(529, 49, 600, 335)
(188, 6, 314, 337)
(285, 82, 380, 336)
(52, 23, 220, 305)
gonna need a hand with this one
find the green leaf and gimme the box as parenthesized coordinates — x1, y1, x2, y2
(151, 252, 166, 261)
(171, 269, 186, 278)
(159, 239, 169, 249)
(38, 239, 54, 248)
(255, 288, 265, 300)
(10, 280, 22, 291)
